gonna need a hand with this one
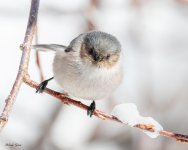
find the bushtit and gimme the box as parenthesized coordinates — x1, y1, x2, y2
(32, 31, 123, 117)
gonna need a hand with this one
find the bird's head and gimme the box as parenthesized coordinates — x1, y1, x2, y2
(80, 31, 121, 68)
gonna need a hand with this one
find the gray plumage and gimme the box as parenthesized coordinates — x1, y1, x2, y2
(31, 44, 66, 52)
(32, 31, 123, 100)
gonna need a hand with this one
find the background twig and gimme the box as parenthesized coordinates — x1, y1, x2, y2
(35, 25, 45, 81)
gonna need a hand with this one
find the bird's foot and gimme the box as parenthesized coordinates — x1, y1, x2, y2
(36, 77, 54, 93)
(36, 80, 48, 93)
(87, 101, 96, 117)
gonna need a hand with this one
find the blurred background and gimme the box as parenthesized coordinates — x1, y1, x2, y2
(0, 0, 188, 149)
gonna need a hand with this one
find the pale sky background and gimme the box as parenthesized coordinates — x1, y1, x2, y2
(0, 0, 188, 150)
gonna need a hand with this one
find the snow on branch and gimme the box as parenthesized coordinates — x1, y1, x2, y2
(23, 76, 188, 143)
(0, 0, 188, 144)
(112, 103, 163, 138)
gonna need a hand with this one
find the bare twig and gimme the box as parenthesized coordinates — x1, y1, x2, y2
(85, 0, 97, 31)
(23, 75, 117, 122)
(35, 26, 45, 81)
(0, 0, 188, 144)
(176, 0, 188, 4)
(30, 104, 63, 150)
(0, 0, 39, 130)
(36, 50, 44, 81)
(23, 76, 188, 143)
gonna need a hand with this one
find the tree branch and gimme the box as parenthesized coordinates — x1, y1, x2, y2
(0, 0, 188, 144)
(0, 0, 39, 130)
(23, 75, 188, 143)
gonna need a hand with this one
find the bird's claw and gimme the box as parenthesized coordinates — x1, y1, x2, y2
(87, 101, 96, 117)
(36, 80, 48, 93)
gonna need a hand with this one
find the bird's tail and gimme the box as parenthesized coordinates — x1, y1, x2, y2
(31, 44, 67, 52)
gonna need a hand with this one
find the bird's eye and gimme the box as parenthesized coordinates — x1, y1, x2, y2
(106, 54, 110, 59)
(65, 47, 71, 52)
(88, 47, 94, 55)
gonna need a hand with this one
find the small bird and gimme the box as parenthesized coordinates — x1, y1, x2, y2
(32, 31, 123, 117)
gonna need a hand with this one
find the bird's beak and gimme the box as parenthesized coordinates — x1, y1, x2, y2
(93, 55, 103, 62)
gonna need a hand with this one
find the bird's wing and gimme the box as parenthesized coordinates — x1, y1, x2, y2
(31, 44, 67, 52)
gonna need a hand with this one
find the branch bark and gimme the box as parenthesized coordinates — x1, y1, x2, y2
(0, 0, 39, 130)
(23, 76, 188, 143)
(0, 0, 188, 144)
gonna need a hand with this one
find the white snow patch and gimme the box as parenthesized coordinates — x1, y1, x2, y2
(111, 103, 163, 138)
